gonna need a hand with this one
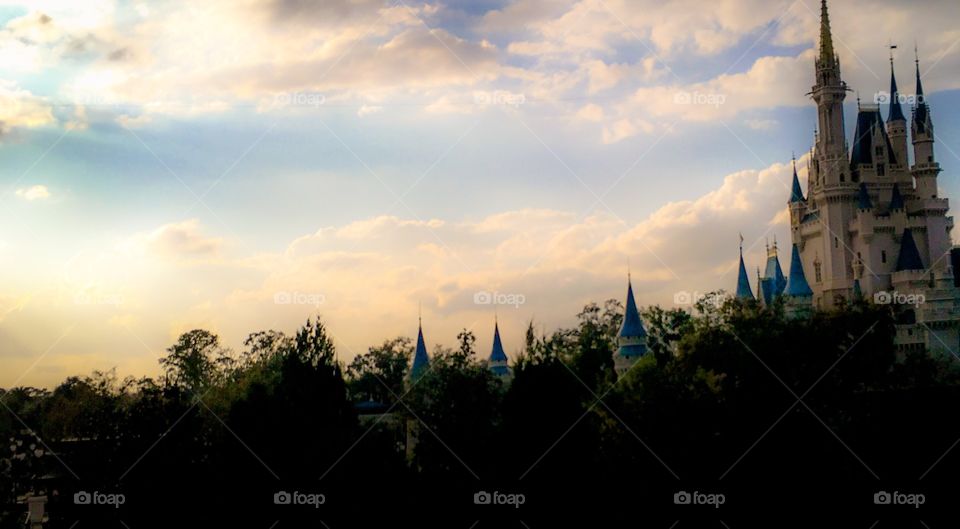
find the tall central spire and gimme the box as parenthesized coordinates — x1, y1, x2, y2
(819, 0, 835, 64)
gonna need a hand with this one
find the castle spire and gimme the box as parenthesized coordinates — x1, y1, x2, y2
(915, 46, 925, 103)
(410, 313, 430, 381)
(615, 273, 647, 371)
(736, 234, 755, 300)
(887, 47, 906, 123)
(818, 0, 835, 64)
(784, 244, 814, 297)
(789, 155, 805, 203)
(488, 317, 510, 377)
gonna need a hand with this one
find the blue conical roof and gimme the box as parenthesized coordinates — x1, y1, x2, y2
(784, 244, 813, 297)
(895, 229, 924, 271)
(790, 164, 805, 203)
(857, 182, 873, 209)
(490, 322, 508, 363)
(887, 60, 906, 123)
(736, 248, 754, 300)
(619, 279, 647, 338)
(488, 321, 510, 376)
(410, 323, 429, 380)
(764, 246, 787, 295)
(890, 183, 905, 210)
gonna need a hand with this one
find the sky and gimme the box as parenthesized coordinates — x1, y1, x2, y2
(1, 0, 959, 388)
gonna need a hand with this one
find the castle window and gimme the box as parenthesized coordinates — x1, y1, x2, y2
(834, 237, 839, 248)
(875, 146, 883, 156)
(877, 164, 885, 177)
(928, 156, 933, 163)
(814, 262, 822, 283)
(881, 250, 887, 264)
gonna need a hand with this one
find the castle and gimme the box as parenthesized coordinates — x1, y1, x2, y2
(406, 0, 960, 381)
(735, 0, 960, 356)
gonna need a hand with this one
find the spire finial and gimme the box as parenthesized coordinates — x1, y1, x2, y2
(739, 232, 744, 253)
(819, 0, 835, 64)
(627, 256, 631, 282)
(418, 301, 422, 327)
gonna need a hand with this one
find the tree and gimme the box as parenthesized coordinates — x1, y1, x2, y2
(346, 337, 413, 403)
(159, 329, 233, 395)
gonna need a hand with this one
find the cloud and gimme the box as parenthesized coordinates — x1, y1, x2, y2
(124, 219, 224, 259)
(15, 185, 51, 201)
(0, 81, 55, 136)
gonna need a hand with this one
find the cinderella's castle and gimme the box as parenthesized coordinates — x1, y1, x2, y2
(405, 0, 960, 381)
(733, 0, 960, 356)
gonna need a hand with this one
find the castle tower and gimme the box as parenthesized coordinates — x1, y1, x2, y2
(614, 273, 647, 375)
(810, 0, 848, 182)
(886, 51, 909, 175)
(735, 235, 755, 300)
(488, 317, 511, 379)
(409, 315, 430, 382)
(760, 239, 786, 305)
(784, 244, 814, 317)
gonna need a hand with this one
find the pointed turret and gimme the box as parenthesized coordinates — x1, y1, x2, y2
(911, 49, 940, 200)
(735, 242, 755, 300)
(887, 56, 906, 123)
(488, 318, 510, 377)
(614, 274, 647, 374)
(818, 0, 835, 65)
(789, 158, 805, 203)
(784, 244, 814, 297)
(811, 0, 847, 178)
(895, 229, 925, 271)
(763, 239, 787, 296)
(410, 317, 430, 381)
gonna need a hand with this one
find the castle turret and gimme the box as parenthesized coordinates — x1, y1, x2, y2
(409, 316, 430, 382)
(912, 51, 940, 200)
(761, 239, 787, 305)
(886, 53, 909, 174)
(784, 244, 814, 317)
(736, 239, 755, 300)
(789, 156, 807, 228)
(811, 0, 848, 184)
(614, 273, 647, 375)
(488, 318, 511, 379)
